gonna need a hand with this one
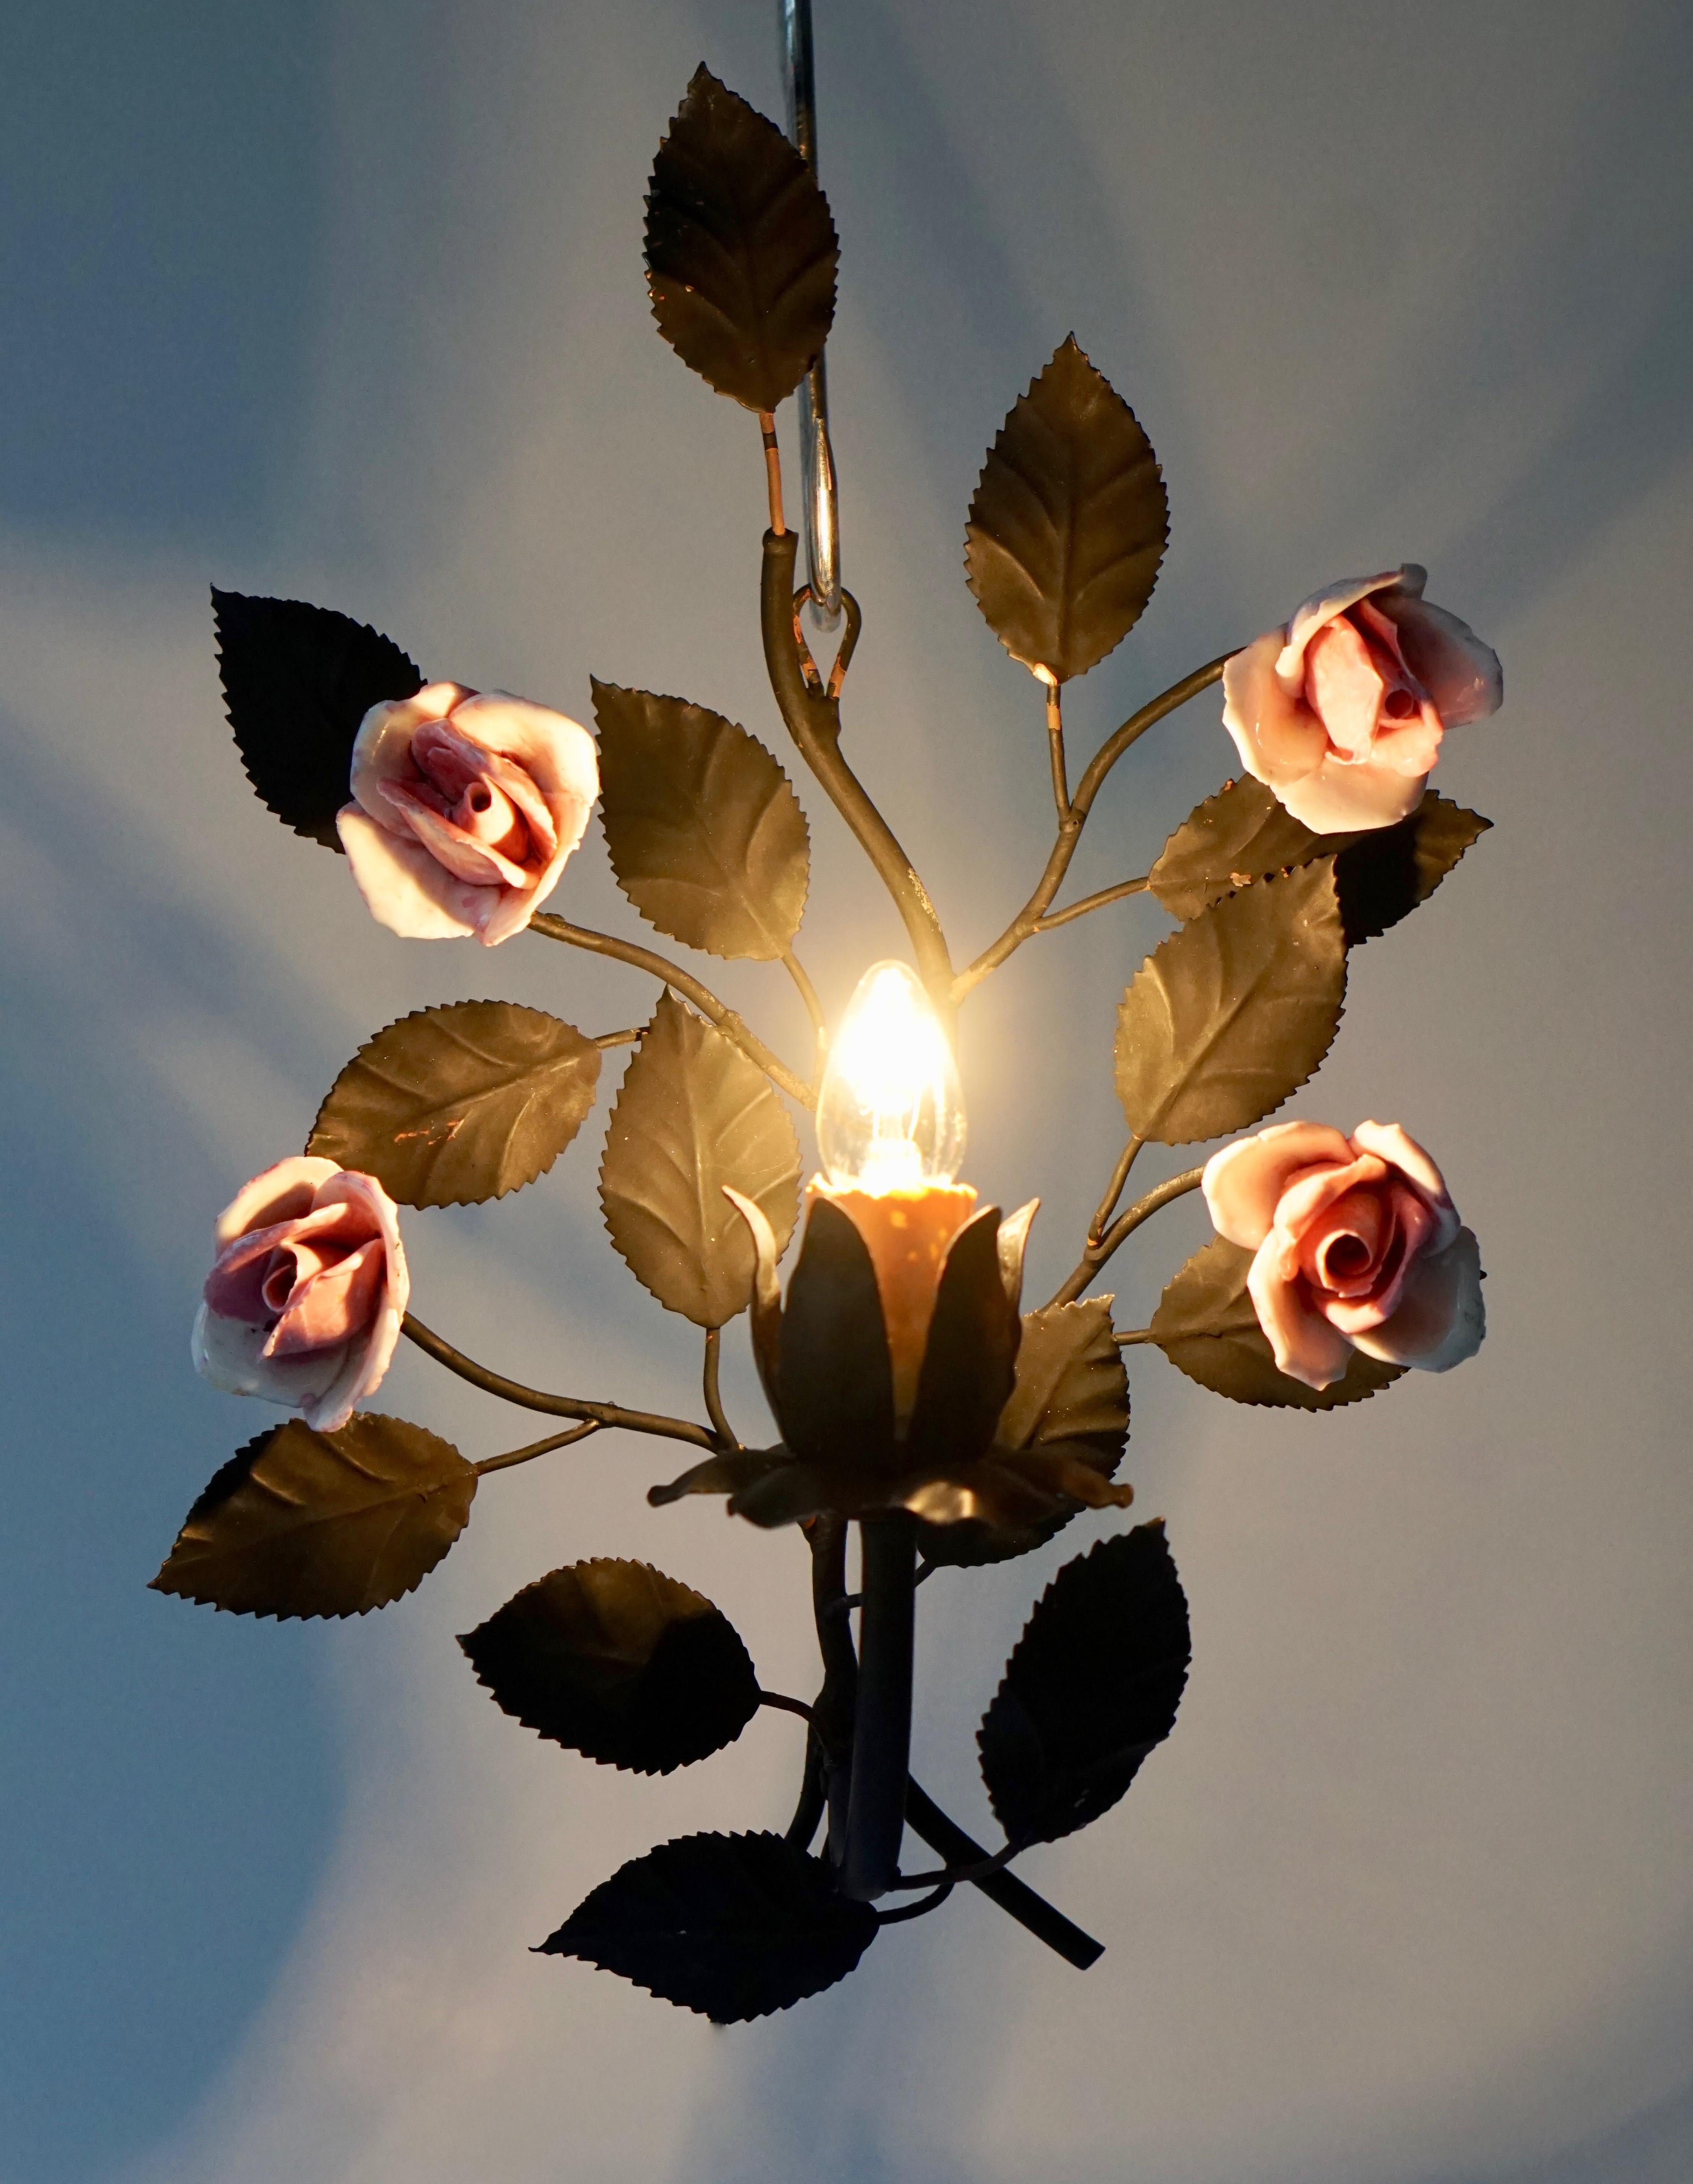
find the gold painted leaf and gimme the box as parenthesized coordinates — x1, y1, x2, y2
(460, 1559, 759, 1774)
(922, 1297, 1130, 1569)
(1115, 860, 1346, 1146)
(1149, 777, 1490, 940)
(309, 1001, 600, 1208)
(978, 1524, 1189, 1846)
(593, 681, 808, 960)
(1151, 1234, 1406, 1409)
(965, 337, 1167, 683)
(600, 993, 800, 1328)
(150, 1413, 476, 1619)
(213, 589, 422, 848)
(540, 1832, 877, 2021)
(644, 67, 837, 412)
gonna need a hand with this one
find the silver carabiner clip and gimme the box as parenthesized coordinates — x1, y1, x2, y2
(778, 0, 843, 632)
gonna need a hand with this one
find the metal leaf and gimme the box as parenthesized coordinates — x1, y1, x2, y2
(964, 336, 1168, 683)
(648, 1446, 842, 1530)
(999, 1298, 1130, 1462)
(1151, 1234, 1406, 1410)
(149, 1413, 475, 1620)
(1334, 792, 1492, 945)
(907, 1206, 1018, 1467)
(592, 681, 809, 960)
(600, 993, 801, 1328)
(1149, 777, 1491, 939)
(922, 1298, 1129, 1568)
(648, 1448, 793, 1508)
(459, 1559, 759, 1775)
(978, 1523, 1189, 1847)
(723, 1187, 784, 1406)
(1148, 776, 1356, 922)
(775, 1198, 896, 1468)
(538, 1831, 877, 2021)
(902, 1443, 1133, 1532)
(212, 589, 423, 848)
(1115, 859, 1347, 1146)
(644, 67, 838, 412)
(308, 1001, 600, 1208)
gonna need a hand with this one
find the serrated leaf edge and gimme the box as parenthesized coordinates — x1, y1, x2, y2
(148, 1415, 476, 1623)
(307, 1000, 602, 1209)
(590, 679, 811, 960)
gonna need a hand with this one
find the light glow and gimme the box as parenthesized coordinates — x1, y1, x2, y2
(816, 960, 966, 1192)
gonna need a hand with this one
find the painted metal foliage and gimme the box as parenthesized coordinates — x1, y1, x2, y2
(154, 59, 1499, 2025)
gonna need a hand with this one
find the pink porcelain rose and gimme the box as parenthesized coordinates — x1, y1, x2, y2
(337, 683, 598, 945)
(1221, 567, 1501, 832)
(192, 1157, 409, 1433)
(1201, 1120, 1484, 1391)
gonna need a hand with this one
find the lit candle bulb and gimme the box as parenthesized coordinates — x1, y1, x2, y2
(813, 960, 976, 1427)
(816, 959, 966, 1190)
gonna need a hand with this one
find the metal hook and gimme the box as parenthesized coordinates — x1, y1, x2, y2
(778, 0, 842, 633)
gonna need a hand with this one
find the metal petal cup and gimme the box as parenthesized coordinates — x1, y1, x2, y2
(649, 1185, 1135, 1531)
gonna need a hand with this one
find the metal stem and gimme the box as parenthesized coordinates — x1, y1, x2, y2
(808, 1516, 858, 1862)
(401, 1313, 716, 1449)
(1044, 1165, 1207, 1310)
(779, 0, 841, 629)
(903, 1782, 1104, 1969)
(952, 653, 1234, 1002)
(528, 912, 814, 1109)
(839, 1515, 917, 1900)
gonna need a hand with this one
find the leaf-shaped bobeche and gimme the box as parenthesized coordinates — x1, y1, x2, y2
(966, 337, 1168, 683)
(593, 681, 809, 960)
(998, 1297, 1131, 1465)
(600, 993, 801, 1327)
(151, 1414, 476, 1619)
(921, 1297, 1130, 1568)
(1116, 859, 1347, 1145)
(212, 589, 423, 848)
(540, 1832, 877, 2021)
(1150, 1234, 1406, 1410)
(308, 1001, 600, 1208)
(979, 1524, 1190, 1846)
(1149, 777, 1491, 941)
(460, 1559, 760, 1774)
(645, 67, 838, 412)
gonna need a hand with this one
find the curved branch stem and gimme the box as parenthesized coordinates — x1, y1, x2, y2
(758, 410, 786, 534)
(757, 1689, 814, 1722)
(781, 945, 828, 1078)
(402, 1313, 716, 1449)
(1033, 874, 1149, 932)
(953, 653, 1232, 1002)
(701, 1326, 737, 1450)
(903, 1780, 1103, 1969)
(528, 913, 813, 1108)
(1045, 1165, 1207, 1309)
(1116, 1327, 1157, 1347)
(1044, 678, 1071, 822)
(760, 529, 956, 1018)
(785, 1726, 828, 1851)
(1089, 1137, 1143, 1242)
(888, 1840, 1021, 1890)
(876, 1882, 954, 1925)
(474, 1422, 602, 1476)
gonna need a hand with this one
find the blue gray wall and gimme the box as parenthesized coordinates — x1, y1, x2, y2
(2, 2, 1690, 2180)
